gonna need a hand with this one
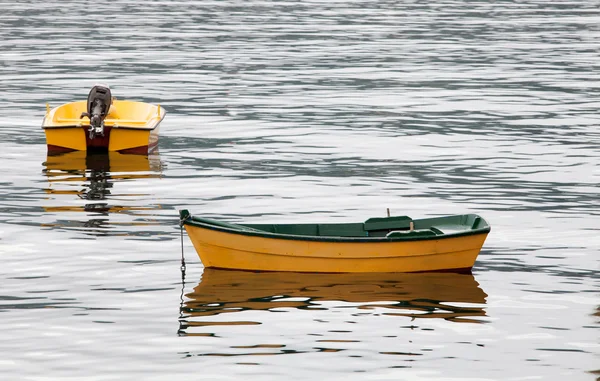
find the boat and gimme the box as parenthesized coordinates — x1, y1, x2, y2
(179, 210, 491, 273)
(42, 84, 166, 154)
(179, 269, 488, 335)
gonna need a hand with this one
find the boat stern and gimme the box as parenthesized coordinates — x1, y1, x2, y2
(42, 97, 165, 154)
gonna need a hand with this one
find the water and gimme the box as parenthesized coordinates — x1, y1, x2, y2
(0, 1, 598, 379)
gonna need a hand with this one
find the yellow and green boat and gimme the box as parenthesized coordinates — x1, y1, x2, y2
(42, 85, 166, 154)
(179, 210, 491, 273)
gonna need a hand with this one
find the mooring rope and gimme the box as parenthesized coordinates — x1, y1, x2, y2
(179, 219, 186, 275)
(178, 218, 187, 336)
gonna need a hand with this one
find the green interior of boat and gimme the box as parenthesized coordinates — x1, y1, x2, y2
(230, 214, 485, 238)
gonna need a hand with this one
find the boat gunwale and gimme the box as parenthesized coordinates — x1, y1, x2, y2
(41, 100, 166, 131)
(180, 212, 491, 243)
(41, 119, 163, 131)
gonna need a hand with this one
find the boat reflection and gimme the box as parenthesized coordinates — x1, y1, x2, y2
(179, 269, 488, 335)
(42, 151, 163, 234)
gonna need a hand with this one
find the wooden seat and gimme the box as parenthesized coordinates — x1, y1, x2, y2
(363, 216, 412, 231)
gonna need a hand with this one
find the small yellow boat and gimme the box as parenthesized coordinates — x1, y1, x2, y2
(42, 85, 166, 154)
(179, 210, 491, 273)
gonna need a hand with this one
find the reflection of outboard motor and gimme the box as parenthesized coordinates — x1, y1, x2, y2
(80, 84, 112, 140)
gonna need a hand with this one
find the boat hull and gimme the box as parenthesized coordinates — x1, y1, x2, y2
(183, 222, 489, 273)
(42, 100, 164, 154)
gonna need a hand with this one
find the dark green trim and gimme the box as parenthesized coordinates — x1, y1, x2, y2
(179, 211, 491, 243)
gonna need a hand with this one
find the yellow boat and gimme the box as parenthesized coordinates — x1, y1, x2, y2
(179, 210, 491, 273)
(180, 269, 488, 332)
(42, 84, 166, 154)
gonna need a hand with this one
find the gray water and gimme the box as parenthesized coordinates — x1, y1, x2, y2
(0, 1, 598, 380)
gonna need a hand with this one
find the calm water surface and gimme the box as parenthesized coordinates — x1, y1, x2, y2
(0, 1, 598, 380)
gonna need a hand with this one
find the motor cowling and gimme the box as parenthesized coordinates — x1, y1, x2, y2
(80, 84, 112, 139)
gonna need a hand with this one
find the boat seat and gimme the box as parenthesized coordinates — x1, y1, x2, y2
(363, 216, 412, 232)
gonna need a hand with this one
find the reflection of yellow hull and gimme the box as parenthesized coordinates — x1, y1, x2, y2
(42, 151, 163, 214)
(42, 100, 165, 154)
(42, 205, 156, 213)
(182, 269, 487, 323)
(44, 150, 161, 174)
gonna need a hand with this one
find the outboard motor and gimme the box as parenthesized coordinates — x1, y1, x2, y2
(80, 84, 112, 139)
